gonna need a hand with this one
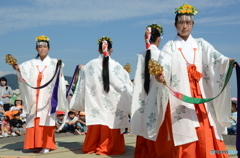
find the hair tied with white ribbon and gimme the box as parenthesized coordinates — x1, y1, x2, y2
(145, 27, 151, 49)
(102, 40, 109, 57)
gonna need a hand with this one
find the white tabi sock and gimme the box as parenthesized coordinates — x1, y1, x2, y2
(39, 148, 50, 153)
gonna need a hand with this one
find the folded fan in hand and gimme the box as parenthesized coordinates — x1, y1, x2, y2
(124, 63, 131, 73)
(5, 54, 17, 65)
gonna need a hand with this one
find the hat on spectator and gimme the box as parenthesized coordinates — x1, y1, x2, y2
(56, 111, 65, 115)
(79, 111, 85, 115)
(231, 97, 237, 107)
(0, 101, 3, 105)
(3, 111, 13, 119)
(15, 97, 22, 101)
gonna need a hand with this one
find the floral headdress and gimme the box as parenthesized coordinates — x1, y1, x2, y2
(147, 24, 164, 35)
(175, 4, 198, 15)
(145, 24, 164, 49)
(98, 36, 113, 57)
(97, 36, 113, 44)
(36, 35, 50, 42)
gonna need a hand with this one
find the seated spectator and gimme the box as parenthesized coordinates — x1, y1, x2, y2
(65, 111, 78, 133)
(1, 111, 12, 137)
(10, 111, 26, 136)
(55, 111, 67, 133)
(19, 107, 26, 124)
(76, 111, 87, 134)
(10, 97, 23, 111)
(9, 97, 27, 124)
(228, 98, 237, 135)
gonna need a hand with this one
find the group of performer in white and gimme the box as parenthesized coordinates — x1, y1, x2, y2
(12, 4, 233, 158)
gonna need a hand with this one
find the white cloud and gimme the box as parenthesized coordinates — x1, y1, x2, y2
(136, 19, 174, 26)
(196, 15, 240, 25)
(0, 71, 15, 77)
(0, 0, 239, 34)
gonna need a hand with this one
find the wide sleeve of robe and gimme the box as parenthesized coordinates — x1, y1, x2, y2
(199, 38, 231, 128)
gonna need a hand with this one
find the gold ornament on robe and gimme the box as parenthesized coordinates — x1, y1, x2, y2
(124, 63, 131, 73)
(148, 59, 166, 85)
(5, 54, 17, 65)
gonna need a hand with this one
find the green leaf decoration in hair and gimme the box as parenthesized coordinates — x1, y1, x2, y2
(97, 36, 113, 44)
(147, 24, 164, 35)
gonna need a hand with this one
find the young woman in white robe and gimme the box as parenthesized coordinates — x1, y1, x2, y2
(13, 35, 68, 153)
(130, 24, 176, 158)
(155, 4, 233, 158)
(70, 37, 133, 155)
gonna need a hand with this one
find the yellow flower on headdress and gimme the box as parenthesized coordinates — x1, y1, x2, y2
(187, 9, 192, 14)
(97, 36, 113, 44)
(184, 4, 191, 9)
(175, 4, 198, 15)
(36, 35, 50, 42)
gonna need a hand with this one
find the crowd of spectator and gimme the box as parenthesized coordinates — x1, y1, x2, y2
(55, 110, 87, 135)
(0, 99, 87, 138)
(0, 100, 26, 137)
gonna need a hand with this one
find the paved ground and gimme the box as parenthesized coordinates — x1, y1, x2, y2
(0, 134, 238, 158)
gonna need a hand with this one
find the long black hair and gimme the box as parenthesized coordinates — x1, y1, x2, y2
(35, 41, 50, 59)
(0, 77, 8, 90)
(99, 41, 112, 93)
(144, 28, 160, 94)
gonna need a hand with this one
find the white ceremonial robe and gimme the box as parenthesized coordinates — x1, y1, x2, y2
(130, 44, 168, 141)
(17, 55, 68, 128)
(70, 55, 133, 130)
(158, 35, 231, 146)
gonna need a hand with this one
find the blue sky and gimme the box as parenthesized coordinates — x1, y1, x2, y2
(0, 0, 240, 96)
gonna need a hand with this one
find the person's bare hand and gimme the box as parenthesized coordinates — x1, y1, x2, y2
(2, 95, 8, 98)
(78, 65, 84, 70)
(229, 58, 237, 67)
(155, 74, 165, 83)
(12, 64, 19, 70)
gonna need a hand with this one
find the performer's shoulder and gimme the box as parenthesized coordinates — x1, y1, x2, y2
(195, 38, 211, 47)
(163, 40, 174, 47)
(49, 58, 58, 62)
(109, 58, 123, 68)
(137, 50, 146, 58)
(84, 58, 99, 67)
(21, 58, 36, 66)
